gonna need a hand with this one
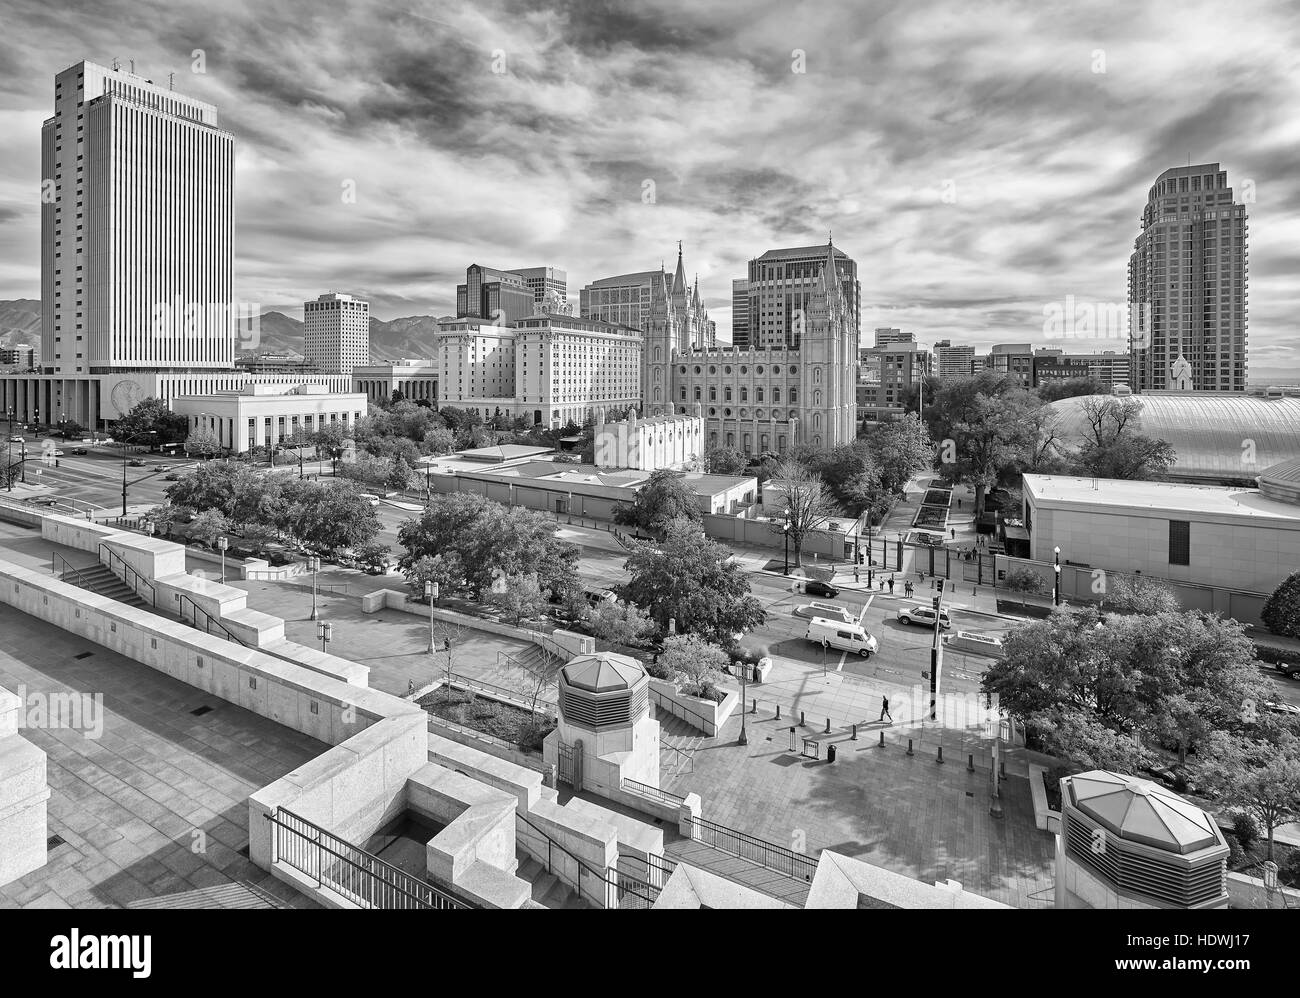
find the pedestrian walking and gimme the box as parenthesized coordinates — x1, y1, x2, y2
(879, 695, 892, 722)
(950, 528, 955, 539)
(888, 576, 895, 594)
(957, 498, 962, 510)
(854, 566, 860, 583)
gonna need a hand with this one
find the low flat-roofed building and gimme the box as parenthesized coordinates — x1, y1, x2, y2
(1023, 461, 1300, 594)
(352, 359, 438, 407)
(594, 410, 703, 471)
(171, 383, 367, 454)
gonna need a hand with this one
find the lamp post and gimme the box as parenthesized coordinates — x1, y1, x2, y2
(425, 581, 439, 652)
(308, 556, 320, 620)
(317, 620, 332, 653)
(782, 520, 790, 576)
(217, 536, 229, 584)
(737, 662, 749, 745)
(120, 430, 157, 516)
(1053, 545, 1061, 606)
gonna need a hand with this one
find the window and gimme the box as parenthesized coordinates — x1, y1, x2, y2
(1168, 520, 1190, 565)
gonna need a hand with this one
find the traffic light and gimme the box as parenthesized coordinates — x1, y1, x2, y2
(936, 578, 944, 593)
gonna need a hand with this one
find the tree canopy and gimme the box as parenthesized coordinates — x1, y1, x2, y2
(114, 397, 189, 444)
(1261, 570, 1300, 639)
(1070, 396, 1175, 481)
(765, 460, 837, 566)
(613, 469, 702, 537)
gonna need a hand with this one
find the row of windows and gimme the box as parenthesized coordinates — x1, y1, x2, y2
(682, 385, 794, 403)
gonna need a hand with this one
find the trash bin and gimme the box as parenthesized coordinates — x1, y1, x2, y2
(827, 744, 837, 763)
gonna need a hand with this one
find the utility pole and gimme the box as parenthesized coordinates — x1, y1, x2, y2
(929, 580, 945, 721)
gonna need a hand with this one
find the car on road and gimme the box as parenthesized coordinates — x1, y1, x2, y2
(7, 435, 23, 443)
(153, 464, 166, 472)
(51, 450, 64, 457)
(1264, 700, 1300, 718)
(71, 447, 88, 455)
(583, 587, 617, 607)
(128, 458, 145, 467)
(793, 601, 855, 624)
(357, 493, 381, 505)
(803, 580, 840, 598)
(805, 617, 877, 658)
(32, 497, 59, 507)
(897, 605, 953, 630)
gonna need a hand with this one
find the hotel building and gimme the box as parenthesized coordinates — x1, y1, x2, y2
(303, 292, 369, 376)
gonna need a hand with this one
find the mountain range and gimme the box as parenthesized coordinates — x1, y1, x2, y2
(0, 299, 438, 362)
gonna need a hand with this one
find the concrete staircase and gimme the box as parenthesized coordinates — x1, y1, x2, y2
(653, 703, 703, 779)
(60, 563, 151, 610)
(514, 852, 592, 909)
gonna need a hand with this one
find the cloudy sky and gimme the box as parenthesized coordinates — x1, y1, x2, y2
(2, 0, 1299, 374)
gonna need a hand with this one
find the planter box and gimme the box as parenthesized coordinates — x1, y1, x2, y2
(648, 678, 738, 736)
(1029, 763, 1062, 834)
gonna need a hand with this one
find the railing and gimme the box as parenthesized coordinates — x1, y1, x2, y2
(662, 743, 693, 777)
(648, 684, 714, 734)
(618, 852, 677, 895)
(478, 661, 557, 717)
(52, 551, 90, 589)
(264, 807, 471, 909)
(174, 591, 247, 647)
(683, 814, 819, 883)
(621, 776, 686, 808)
(516, 810, 655, 910)
(532, 632, 570, 666)
(98, 542, 156, 607)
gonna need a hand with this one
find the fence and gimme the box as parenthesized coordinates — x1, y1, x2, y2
(264, 806, 471, 909)
(620, 776, 686, 809)
(516, 810, 655, 909)
(648, 684, 714, 734)
(683, 813, 818, 883)
(98, 542, 156, 606)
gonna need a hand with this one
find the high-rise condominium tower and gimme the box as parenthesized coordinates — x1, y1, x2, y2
(745, 245, 860, 349)
(304, 293, 370, 376)
(1128, 164, 1248, 392)
(41, 61, 235, 375)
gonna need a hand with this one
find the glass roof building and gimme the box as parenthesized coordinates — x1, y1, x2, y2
(1048, 393, 1300, 484)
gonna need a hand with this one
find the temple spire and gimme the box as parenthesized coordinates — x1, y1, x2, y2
(672, 241, 687, 294)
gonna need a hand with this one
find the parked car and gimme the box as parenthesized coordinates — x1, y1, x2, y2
(793, 602, 855, 624)
(153, 464, 166, 472)
(1264, 700, 1300, 718)
(128, 458, 145, 467)
(583, 587, 617, 607)
(805, 618, 877, 658)
(803, 580, 840, 598)
(8, 435, 23, 443)
(71, 447, 88, 455)
(897, 605, 953, 630)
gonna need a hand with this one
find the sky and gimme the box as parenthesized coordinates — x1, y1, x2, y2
(1, 0, 1299, 375)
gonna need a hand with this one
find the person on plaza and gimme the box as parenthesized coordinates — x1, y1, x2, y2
(950, 528, 955, 539)
(879, 695, 892, 722)
(854, 566, 860, 583)
(888, 576, 895, 594)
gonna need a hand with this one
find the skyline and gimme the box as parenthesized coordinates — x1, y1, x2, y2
(1, 0, 1299, 374)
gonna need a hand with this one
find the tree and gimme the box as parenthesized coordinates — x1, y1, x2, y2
(188, 508, 230, 548)
(939, 389, 1044, 515)
(1036, 376, 1106, 403)
(1069, 396, 1175, 481)
(184, 427, 222, 460)
(613, 469, 702, 538)
(165, 461, 265, 524)
(859, 413, 933, 497)
(286, 483, 381, 552)
(767, 460, 837, 567)
(703, 446, 749, 476)
(1262, 570, 1300, 639)
(1106, 574, 1181, 615)
(622, 518, 765, 646)
(656, 633, 729, 699)
(488, 571, 550, 625)
(586, 600, 658, 648)
(404, 552, 467, 602)
(391, 390, 405, 405)
(1197, 731, 1300, 861)
(114, 397, 189, 444)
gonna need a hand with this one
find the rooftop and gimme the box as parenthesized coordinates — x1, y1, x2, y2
(561, 653, 645, 694)
(1023, 474, 1300, 523)
(1065, 771, 1221, 855)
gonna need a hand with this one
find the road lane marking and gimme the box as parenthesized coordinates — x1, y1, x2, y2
(837, 650, 847, 672)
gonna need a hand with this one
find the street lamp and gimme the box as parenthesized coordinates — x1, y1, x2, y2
(782, 520, 790, 576)
(737, 661, 749, 746)
(217, 536, 229, 584)
(1053, 546, 1061, 606)
(317, 620, 332, 653)
(425, 580, 439, 652)
(120, 430, 157, 516)
(308, 556, 320, 620)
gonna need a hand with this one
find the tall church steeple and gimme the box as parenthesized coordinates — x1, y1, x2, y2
(672, 241, 687, 296)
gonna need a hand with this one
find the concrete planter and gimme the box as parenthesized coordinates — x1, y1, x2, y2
(1028, 763, 1062, 834)
(648, 677, 737, 736)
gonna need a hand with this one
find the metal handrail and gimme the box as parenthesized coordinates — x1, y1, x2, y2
(648, 684, 713, 732)
(621, 776, 686, 807)
(175, 591, 246, 647)
(683, 813, 819, 883)
(264, 806, 471, 909)
(516, 810, 654, 909)
(51, 551, 90, 589)
(532, 632, 569, 665)
(97, 542, 156, 607)
(475, 662, 557, 717)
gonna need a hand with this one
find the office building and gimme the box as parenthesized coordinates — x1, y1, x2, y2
(656, 240, 858, 453)
(509, 267, 567, 308)
(731, 278, 750, 348)
(455, 265, 535, 326)
(745, 244, 860, 349)
(859, 342, 930, 411)
(0, 347, 35, 371)
(1128, 164, 1248, 392)
(42, 61, 235, 375)
(303, 292, 370, 376)
(353, 359, 438, 407)
(987, 344, 1034, 389)
(873, 327, 913, 347)
(935, 342, 976, 383)
(580, 271, 659, 330)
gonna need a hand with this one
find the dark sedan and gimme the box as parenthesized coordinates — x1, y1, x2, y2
(803, 580, 840, 598)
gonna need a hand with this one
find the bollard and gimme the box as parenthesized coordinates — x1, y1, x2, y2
(775, 704, 781, 720)
(825, 717, 831, 734)
(878, 731, 885, 748)
(967, 753, 975, 773)
(936, 746, 944, 764)
(851, 724, 858, 741)
(1000, 759, 1006, 781)
(906, 738, 914, 756)
(751, 698, 757, 714)
(800, 710, 806, 727)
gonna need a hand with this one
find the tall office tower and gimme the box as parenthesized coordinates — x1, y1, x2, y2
(935, 342, 976, 383)
(41, 61, 235, 374)
(731, 278, 750, 348)
(456, 265, 535, 325)
(508, 267, 567, 308)
(873, 327, 913, 347)
(1128, 163, 1248, 392)
(580, 271, 659, 329)
(303, 292, 370, 376)
(746, 244, 860, 349)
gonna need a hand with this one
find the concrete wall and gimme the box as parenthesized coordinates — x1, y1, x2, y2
(0, 685, 49, 888)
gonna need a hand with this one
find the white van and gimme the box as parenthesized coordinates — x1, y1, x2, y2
(805, 617, 878, 658)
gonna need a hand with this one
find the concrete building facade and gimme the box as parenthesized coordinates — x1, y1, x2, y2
(303, 292, 369, 376)
(593, 410, 704, 471)
(935, 342, 975, 383)
(1128, 163, 1248, 393)
(170, 383, 366, 454)
(352, 360, 438, 407)
(579, 270, 658, 330)
(730, 278, 750, 348)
